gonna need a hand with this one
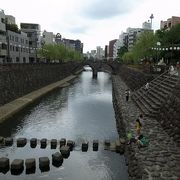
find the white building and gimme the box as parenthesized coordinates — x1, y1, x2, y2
(142, 21, 151, 30)
(96, 46, 104, 60)
(113, 40, 121, 58)
(5, 15, 16, 24)
(0, 9, 7, 63)
(42, 30, 54, 45)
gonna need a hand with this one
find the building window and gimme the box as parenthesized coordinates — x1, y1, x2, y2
(16, 57, 19, 62)
(15, 37, 18, 42)
(1, 18, 5, 23)
(23, 57, 26, 63)
(26, 40, 28, 44)
(12, 36, 14, 41)
(2, 43, 7, 50)
(10, 45, 12, 51)
(16, 47, 18, 51)
(13, 46, 14, 51)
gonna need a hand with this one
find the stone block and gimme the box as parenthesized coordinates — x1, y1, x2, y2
(40, 138, 47, 148)
(67, 140, 75, 151)
(11, 159, 24, 170)
(4, 137, 13, 146)
(0, 157, 9, 169)
(60, 138, 66, 147)
(25, 158, 36, 169)
(51, 139, 57, 149)
(60, 145, 70, 158)
(0, 136, 4, 143)
(39, 157, 50, 168)
(93, 140, 99, 151)
(82, 141, 88, 152)
(119, 138, 126, 144)
(17, 138, 27, 147)
(30, 138, 37, 148)
(52, 152, 63, 167)
(104, 139, 110, 146)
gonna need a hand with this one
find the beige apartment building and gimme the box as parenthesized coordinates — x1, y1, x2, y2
(160, 16, 180, 30)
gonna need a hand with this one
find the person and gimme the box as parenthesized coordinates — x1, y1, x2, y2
(136, 118, 142, 136)
(169, 65, 174, 75)
(139, 114, 144, 122)
(137, 134, 149, 148)
(125, 89, 130, 102)
(145, 82, 149, 90)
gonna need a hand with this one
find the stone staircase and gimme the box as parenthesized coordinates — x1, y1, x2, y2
(132, 70, 179, 117)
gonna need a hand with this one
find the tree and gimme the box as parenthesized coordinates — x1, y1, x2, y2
(117, 46, 128, 59)
(131, 31, 157, 63)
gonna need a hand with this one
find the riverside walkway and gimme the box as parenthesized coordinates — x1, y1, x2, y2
(112, 75, 180, 180)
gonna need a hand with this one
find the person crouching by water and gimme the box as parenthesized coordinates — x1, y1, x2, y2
(125, 89, 130, 102)
(136, 118, 142, 136)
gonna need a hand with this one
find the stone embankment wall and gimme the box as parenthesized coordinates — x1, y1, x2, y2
(157, 81, 180, 146)
(118, 65, 154, 90)
(0, 62, 81, 106)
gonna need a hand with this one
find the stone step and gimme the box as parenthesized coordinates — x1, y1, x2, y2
(155, 79, 176, 88)
(151, 81, 174, 92)
(136, 92, 159, 110)
(159, 76, 178, 84)
(135, 100, 157, 118)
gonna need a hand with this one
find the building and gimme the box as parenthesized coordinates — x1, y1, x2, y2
(113, 40, 121, 58)
(160, 16, 180, 30)
(96, 46, 104, 60)
(42, 30, 54, 45)
(104, 45, 109, 58)
(109, 39, 117, 60)
(0, 9, 7, 63)
(126, 27, 152, 50)
(5, 15, 16, 24)
(62, 38, 83, 53)
(7, 30, 29, 63)
(20, 23, 41, 63)
(142, 21, 151, 30)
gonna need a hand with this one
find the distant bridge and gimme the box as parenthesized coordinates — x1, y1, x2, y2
(82, 60, 120, 78)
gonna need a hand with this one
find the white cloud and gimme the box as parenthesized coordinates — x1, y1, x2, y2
(1, 0, 180, 52)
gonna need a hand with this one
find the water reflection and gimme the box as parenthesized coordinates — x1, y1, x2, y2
(0, 71, 128, 180)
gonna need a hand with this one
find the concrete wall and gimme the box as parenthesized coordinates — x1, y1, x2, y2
(0, 62, 81, 106)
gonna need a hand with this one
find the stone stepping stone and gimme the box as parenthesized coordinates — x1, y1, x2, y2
(52, 152, 63, 167)
(4, 137, 13, 146)
(40, 138, 47, 148)
(0, 157, 9, 169)
(67, 140, 75, 151)
(11, 159, 24, 170)
(110, 142, 116, 152)
(60, 138, 66, 147)
(17, 138, 27, 147)
(39, 157, 50, 170)
(25, 158, 36, 169)
(60, 145, 70, 158)
(30, 138, 37, 148)
(51, 139, 57, 149)
(104, 139, 110, 150)
(0, 136, 4, 143)
(93, 140, 99, 151)
(82, 141, 88, 152)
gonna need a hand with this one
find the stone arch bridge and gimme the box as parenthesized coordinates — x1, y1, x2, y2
(81, 60, 120, 78)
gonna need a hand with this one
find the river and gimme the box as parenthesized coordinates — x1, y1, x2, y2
(0, 67, 128, 180)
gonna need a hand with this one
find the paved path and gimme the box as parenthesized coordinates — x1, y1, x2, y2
(113, 75, 180, 180)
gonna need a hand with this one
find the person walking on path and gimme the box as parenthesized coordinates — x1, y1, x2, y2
(125, 89, 130, 102)
(136, 118, 142, 136)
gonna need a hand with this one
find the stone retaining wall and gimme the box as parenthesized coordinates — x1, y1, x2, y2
(118, 65, 154, 90)
(157, 81, 180, 146)
(112, 75, 180, 179)
(0, 62, 81, 106)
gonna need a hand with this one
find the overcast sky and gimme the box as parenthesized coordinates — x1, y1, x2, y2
(1, 0, 180, 52)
